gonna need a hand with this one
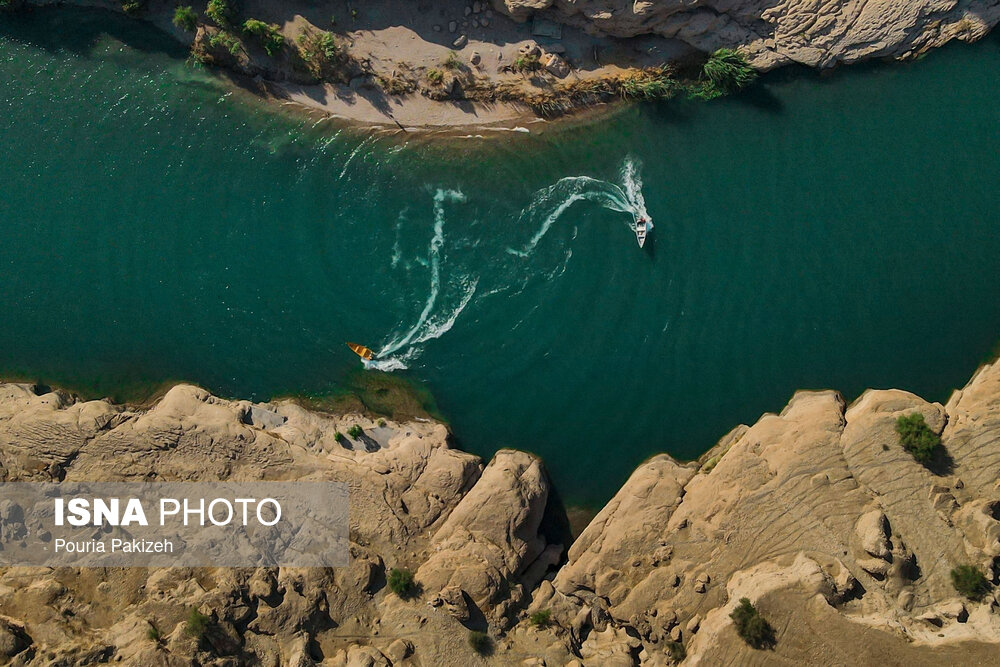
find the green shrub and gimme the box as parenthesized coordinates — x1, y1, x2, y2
(378, 73, 414, 95)
(529, 609, 551, 628)
(173, 5, 198, 30)
(209, 31, 242, 56)
(387, 567, 416, 598)
(666, 640, 686, 662)
(378, 418, 386, 427)
(729, 598, 775, 649)
(146, 623, 161, 642)
(512, 53, 541, 73)
(184, 608, 211, 638)
(297, 30, 341, 77)
(243, 19, 284, 56)
(618, 66, 677, 100)
(951, 564, 992, 601)
(334, 430, 346, 443)
(895, 412, 941, 464)
(347, 424, 364, 439)
(468, 630, 491, 655)
(205, 0, 234, 27)
(442, 50, 462, 70)
(692, 48, 756, 99)
(427, 68, 444, 85)
(121, 0, 143, 14)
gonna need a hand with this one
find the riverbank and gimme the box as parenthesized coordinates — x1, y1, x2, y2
(6, 0, 997, 129)
(4, 14, 1000, 505)
(1, 359, 999, 664)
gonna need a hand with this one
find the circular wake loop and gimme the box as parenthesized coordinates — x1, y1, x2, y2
(370, 157, 649, 372)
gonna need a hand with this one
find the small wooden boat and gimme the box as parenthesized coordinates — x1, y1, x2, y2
(346, 342, 374, 361)
(634, 216, 650, 248)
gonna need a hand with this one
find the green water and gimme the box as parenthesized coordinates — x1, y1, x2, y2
(2, 10, 999, 506)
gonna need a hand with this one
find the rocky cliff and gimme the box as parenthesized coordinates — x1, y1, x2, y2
(492, 0, 1000, 69)
(0, 359, 1000, 664)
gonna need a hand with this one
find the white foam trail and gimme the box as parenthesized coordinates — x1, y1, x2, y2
(390, 210, 408, 269)
(373, 189, 470, 370)
(412, 277, 478, 346)
(620, 156, 652, 229)
(368, 157, 650, 372)
(338, 135, 374, 180)
(507, 170, 638, 257)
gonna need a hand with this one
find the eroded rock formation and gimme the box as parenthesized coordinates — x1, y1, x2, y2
(0, 359, 999, 664)
(492, 0, 1000, 69)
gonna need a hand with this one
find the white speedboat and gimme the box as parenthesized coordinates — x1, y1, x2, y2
(634, 216, 651, 248)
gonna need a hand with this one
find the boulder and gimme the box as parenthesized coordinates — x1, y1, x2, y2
(417, 450, 557, 614)
(856, 509, 891, 559)
(543, 53, 570, 78)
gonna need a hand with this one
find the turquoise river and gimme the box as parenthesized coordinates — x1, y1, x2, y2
(2, 9, 999, 506)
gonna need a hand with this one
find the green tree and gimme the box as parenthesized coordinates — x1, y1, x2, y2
(387, 567, 416, 598)
(692, 48, 756, 99)
(243, 19, 284, 57)
(895, 412, 941, 464)
(205, 0, 234, 27)
(951, 564, 992, 601)
(208, 31, 242, 56)
(730, 598, 775, 649)
(173, 6, 198, 31)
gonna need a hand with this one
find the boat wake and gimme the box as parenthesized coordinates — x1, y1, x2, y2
(508, 156, 651, 257)
(368, 157, 650, 371)
(369, 189, 479, 372)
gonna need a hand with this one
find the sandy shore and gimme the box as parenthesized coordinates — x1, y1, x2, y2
(26, 0, 689, 131)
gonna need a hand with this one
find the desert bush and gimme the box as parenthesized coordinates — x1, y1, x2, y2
(529, 609, 551, 628)
(426, 68, 445, 85)
(173, 5, 197, 31)
(388, 567, 416, 598)
(666, 640, 686, 662)
(442, 50, 462, 70)
(378, 74, 415, 95)
(243, 19, 284, 56)
(895, 412, 941, 464)
(730, 598, 775, 649)
(347, 424, 364, 439)
(185, 608, 211, 638)
(512, 52, 541, 73)
(297, 29, 341, 78)
(951, 564, 992, 601)
(468, 630, 491, 655)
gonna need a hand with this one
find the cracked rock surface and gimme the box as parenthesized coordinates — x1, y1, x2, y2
(492, 0, 1000, 68)
(0, 359, 999, 663)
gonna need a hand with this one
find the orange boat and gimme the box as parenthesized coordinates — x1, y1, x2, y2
(346, 342, 374, 361)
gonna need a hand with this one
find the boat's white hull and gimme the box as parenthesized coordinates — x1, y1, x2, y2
(634, 220, 650, 248)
